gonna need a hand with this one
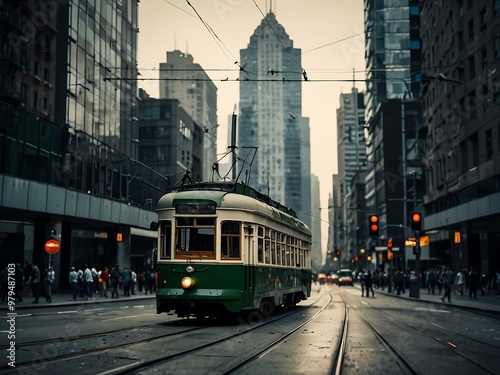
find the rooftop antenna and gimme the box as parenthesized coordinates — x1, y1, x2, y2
(174, 33, 176, 50)
(352, 67, 356, 89)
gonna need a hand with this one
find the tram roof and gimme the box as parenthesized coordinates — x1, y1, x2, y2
(157, 181, 310, 233)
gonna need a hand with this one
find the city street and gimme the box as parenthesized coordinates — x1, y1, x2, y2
(1, 284, 499, 374)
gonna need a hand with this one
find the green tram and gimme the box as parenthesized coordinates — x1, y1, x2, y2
(154, 181, 312, 319)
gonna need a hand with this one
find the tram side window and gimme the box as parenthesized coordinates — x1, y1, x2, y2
(221, 221, 241, 259)
(175, 218, 215, 258)
(257, 226, 264, 263)
(160, 221, 172, 259)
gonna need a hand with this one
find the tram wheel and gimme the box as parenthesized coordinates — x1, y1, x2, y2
(259, 299, 275, 317)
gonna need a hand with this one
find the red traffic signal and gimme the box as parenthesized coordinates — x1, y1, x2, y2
(410, 212, 422, 231)
(369, 214, 379, 236)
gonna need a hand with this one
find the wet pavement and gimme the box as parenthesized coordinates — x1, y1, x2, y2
(350, 282, 500, 314)
(2, 285, 499, 314)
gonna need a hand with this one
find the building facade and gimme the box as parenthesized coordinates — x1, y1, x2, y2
(0, 0, 159, 288)
(138, 97, 204, 187)
(362, 0, 424, 271)
(420, 0, 500, 277)
(159, 50, 217, 181)
(238, 12, 308, 216)
(333, 87, 366, 265)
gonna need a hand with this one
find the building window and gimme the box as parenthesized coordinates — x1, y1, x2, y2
(494, 78, 500, 103)
(480, 8, 487, 31)
(495, 34, 500, 58)
(468, 55, 475, 79)
(460, 140, 467, 172)
(468, 19, 474, 42)
(482, 47, 488, 69)
(470, 132, 479, 167)
(486, 129, 493, 160)
(458, 31, 464, 51)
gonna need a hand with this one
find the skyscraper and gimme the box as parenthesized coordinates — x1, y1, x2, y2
(238, 12, 308, 215)
(333, 87, 366, 261)
(363, 0, 423, 271)
(159, 50, 217, 181)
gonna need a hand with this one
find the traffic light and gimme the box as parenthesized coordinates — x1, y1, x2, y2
(335, 249, 341, 257)
(368, 214, 379, 236)
(410, 212, 422, 231)
(387, 238, 393, 249)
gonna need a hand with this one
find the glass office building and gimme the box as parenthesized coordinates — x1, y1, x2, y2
(0, 0, 159, 286)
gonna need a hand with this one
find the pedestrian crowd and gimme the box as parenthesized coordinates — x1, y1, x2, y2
(1, 262, 158, 304)
(352, 266, 500, 303)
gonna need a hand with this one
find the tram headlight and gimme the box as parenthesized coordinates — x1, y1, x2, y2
(181, 276, 196, 290)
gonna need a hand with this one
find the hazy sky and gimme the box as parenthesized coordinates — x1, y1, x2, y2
(138, 0, 365, 250)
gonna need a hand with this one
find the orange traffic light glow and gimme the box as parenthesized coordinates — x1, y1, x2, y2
(412, 213, 421, 222)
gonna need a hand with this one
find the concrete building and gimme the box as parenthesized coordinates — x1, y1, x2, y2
(159, 51, 217, 181)
(420, 0, 500, 277)
(363, 0, 424, 271)
(310, 174, 322, 271)
(138, 97, 204, 187)
(0, 0, 158, 287)
(237, 12, 309, 217)
(333, 87, 366, 266)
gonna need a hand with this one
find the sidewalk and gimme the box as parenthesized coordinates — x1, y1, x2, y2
(1, 290, 155, 310)
(359, 283, 500, 314)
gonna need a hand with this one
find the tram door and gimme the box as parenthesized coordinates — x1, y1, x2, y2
(243, 225, 255, 308)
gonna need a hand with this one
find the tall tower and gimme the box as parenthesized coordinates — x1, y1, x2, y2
(159, 51, 217, 181)
(334, 87, 366, 258)
(238, 12, 306, 214)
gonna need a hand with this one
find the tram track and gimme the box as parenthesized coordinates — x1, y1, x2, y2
(0, 322, 206, 373)
(336, 291, 500, 375)
(0, 296, 330, 375)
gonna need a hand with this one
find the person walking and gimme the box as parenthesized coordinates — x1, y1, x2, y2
(441, 267, 455, 303)
(358, 269, 366, 297)
(365, 270, 375, 297)
(131, 270, 137, 295)
(480, 273, 489, 296)
(46, 265, 55, 302)
(456, 269, 465, 296)
(395, 269, 405, 295)
(69, 267, 79, 301)
(31, 263, 41, 304)
(100, 266, 109, 297)
(110, 264, 121, 298)
(77, 268, 84, 297)
(468, 267, 478, 299)
(427, 267, 437, 295)
(83, 264, 94, 300)
(122, 267, 131, 297)
(14, 263, 25, 303)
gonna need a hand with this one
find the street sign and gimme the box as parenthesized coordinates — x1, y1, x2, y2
(454, 231, 461, 243)
(420, 235, 430, 247)
(405, 238, 417, 247)
(45, 239, 60, 254)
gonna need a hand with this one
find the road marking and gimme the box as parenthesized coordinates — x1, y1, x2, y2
(102, 313, 155, 321)
(415, 307, 450, 313)
(58, 311, 78, 314)
(431, 322, 448, 330)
